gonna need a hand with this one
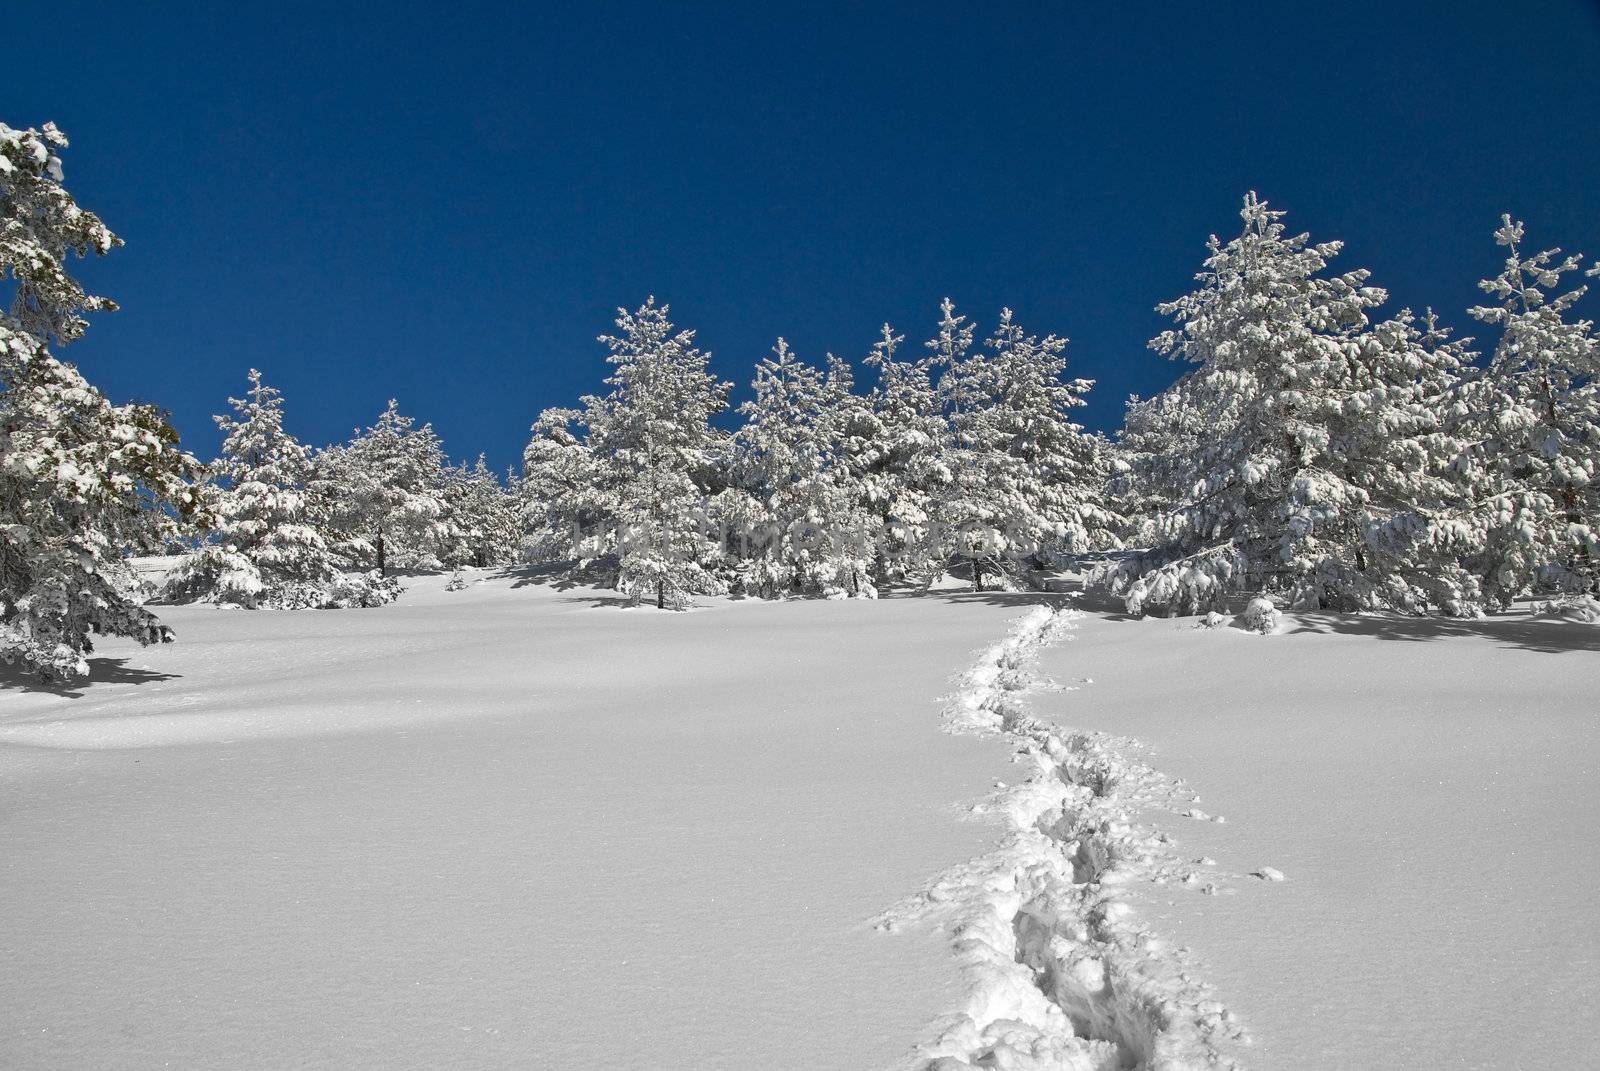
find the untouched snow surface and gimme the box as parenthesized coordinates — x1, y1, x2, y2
(1, 572, 1030, 1070)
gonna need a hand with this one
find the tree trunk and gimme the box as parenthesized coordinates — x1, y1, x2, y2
(376, 530, 386, 577)
(972, 554, 983, 593)
(657, 579, 665, 610)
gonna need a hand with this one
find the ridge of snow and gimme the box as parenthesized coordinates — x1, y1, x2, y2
(877, 604, 1248, 1070)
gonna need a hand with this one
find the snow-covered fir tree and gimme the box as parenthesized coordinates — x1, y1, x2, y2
(873, 301, 1117, 592)
(1122, 303, 1487, 615)
(161, 370, 392, 608)
(1113, 381, 1239, 555)
(438, 456, 522, 569)
(811, 354, 881, 596)
(0, 122, 204, 679)
(992, 311, 1122, 555)
(582, 298, 732, 608)
(1098, 193, 1476, 616)
(916, 299, 990, 586)
(930, 305, 1120, 590)
(717, 338, 822, 595)
(1111, 394, 1165, 531)
(860, 322, 943, 581)
(1326, 309, 1482, 611)
(718, 339, 874, 597)
(1456, 217, 1599, 606)
(520, 406, 607, 564)
(315, 400, 449, 576)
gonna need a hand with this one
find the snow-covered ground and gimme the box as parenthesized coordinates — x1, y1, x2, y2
(1033, 593, 1600, 1070)
(2, 569, 1596, 1068)
(0, 570, 1034, 1069)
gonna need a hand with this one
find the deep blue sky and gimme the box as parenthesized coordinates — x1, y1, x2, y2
(9, 1, 1599, 474)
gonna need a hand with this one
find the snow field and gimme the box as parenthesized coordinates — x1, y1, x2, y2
(1, 573, 1037, 1070)
(3, 572, 1594, 1069)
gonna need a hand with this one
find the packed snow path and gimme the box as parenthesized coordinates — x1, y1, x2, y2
(0, 573, 1035, 1070)
(879, 605, 1245, 1070)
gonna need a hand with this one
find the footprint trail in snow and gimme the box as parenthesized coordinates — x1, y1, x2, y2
(877, 604, 1248, 1071)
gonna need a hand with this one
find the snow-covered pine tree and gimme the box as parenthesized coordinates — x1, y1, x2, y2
(1456, 217, 1599, 606)
(784, 352, 889, 597)
(1324, 308, 1488, 611)
(862, 322, 942, 582)
(0, 122, 204, 679)
(1114, 376, 1242, 544)
(917, 298, 991, 587)
(439, 455, 522, 569)
(979, 308, 1120, 573)
(315, 400, 449, 576)
(911, 302, 1119, 591)
(720, 339, 875, 597)
(1339, 310, 1485, 610)
(584, 298, 731, 609)
(1111, 393, 1167, 535)
(813, 354, 880, 597)
(718, 338, 818, 596)
(162, 369, 371, 608)
(520, 406, 609, 565)
(1100, 193, 1407, 616)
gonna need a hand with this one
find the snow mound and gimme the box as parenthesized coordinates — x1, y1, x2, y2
(878, 605, 1246, 1069)
(1238, 597, 1280, 634)
(1532, 594, 1600, 623)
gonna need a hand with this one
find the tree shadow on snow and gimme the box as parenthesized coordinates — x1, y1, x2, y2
(1048, 583, 1145, 621)
(0, 657, 182, 699)
(580, 592, 641, 609)
(497, 562, 595, 592)
(491, 564, 640, 607)
(979, 580, 1597, 652)
(907, 588, 1077, 612)
(1286, 611, 1598, 655)
(917, 576, 1147, 620)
